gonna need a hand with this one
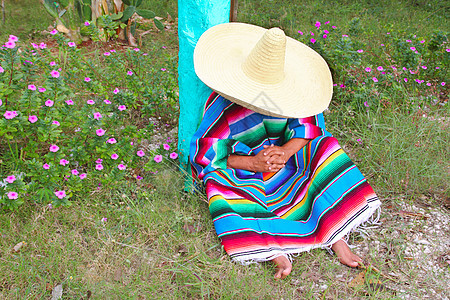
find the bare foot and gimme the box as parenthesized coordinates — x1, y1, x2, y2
(331, 239, 362, 268)
(272, 255, 292, 279)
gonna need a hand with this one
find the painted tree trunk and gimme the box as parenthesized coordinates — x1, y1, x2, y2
(177, 0, 230, 186)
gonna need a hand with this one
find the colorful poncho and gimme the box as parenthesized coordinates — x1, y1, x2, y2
(190, 93, 381, 263)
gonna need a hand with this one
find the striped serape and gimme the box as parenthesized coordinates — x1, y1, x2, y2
(190, 93, 381, 263)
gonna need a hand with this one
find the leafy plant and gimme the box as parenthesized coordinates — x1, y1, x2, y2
(0, 33, 179, 209)
(120, 0, 164, 46)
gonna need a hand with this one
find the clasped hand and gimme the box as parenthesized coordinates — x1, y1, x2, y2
(251, 144, 289, 173)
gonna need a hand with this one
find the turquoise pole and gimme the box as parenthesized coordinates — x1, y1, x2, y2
(177, 0, 230, 188)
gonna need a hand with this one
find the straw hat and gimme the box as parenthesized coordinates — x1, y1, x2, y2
(193, 22, 333, 118)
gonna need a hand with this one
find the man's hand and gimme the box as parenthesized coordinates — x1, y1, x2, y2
(226, 138, 310, 173)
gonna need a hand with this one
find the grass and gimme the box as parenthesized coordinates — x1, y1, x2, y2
(1, 0, 449, 298)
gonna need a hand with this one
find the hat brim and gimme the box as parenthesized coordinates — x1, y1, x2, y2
(194, 23, 333, 118)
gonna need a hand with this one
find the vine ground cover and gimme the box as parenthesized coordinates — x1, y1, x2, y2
(0, 0, 449, 298)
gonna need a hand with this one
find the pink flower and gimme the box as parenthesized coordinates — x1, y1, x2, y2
(410, 47, 416, 51)
(113, 88, 120, 94)
(45, 100, 54, 107)
(426, 83, 431, 86)
(52, 120, 60, 126)
(118, 164, 126, 170)
(96, 128, 105, 136)
(381, 44, 385, 47)
(310, 38, 316, 44)
(421, 66, 427, 69)
(365, 67, 371, 72)
(4, 111, 17, 119)
(118, 105, 126, 111)
(315, 21, 321, 28)
(49, 145, 59, 152)
(85, 21, 90, 26)
(96, 159, 103, 164)
(342, 34, 348, 37)
(68, 42, 76, 47)
(71, 169, 79, 175)
(0, 66, 4, 73)
(322, 34, 327, 39)
(9, 35, 18, 42)
(169, 152, 178, 159)
(65, 99, 74, 105)
(101, 217, 107, 222)
(436, 67, 440, 69)
(420, 40, 425, 43)
(404, 78, 408, 82)
(111, 153, 119, 160)
(357, 49, 363, 53)
(95, 164, 104, 171)
(110, 49, 116, 53)
(38, 87, 46, 92)
(28, 84, 36, 90)
(372, 77, 378, 83)
(0, 99, 2, 106)
(136, 175, 143, 180)
(104, 99, 111, 104)
(137, 150, 145, 157)
(127, 71, 133, 76)
(323, 29, 329, 34)
(357, 138, 362, 144)
(377, 66, 384, 71)
(441, 82, 446, 86)
(50, 29, 58, 35)
(133, 48, 140, 52)
(55, 190, 66, 199)
(298, 31, 303, 35)
(5, 41, 16, 48)
(107, 138, 117, 144)
(50, 70, 60, 78)
(87, 99, 95, 105)
(339, 84, 346, 88)
(93, 112, 102, 120)
(332, 25, 337, 29)
(79, 173, 87, 179)
(7, 192, 18, 199)
(103, 52, 111, 56)
(59, 159, 69, 166)
(163, 144, 170, 150)
(406, 39, 411, 43)
(43, 163, 50, 169)
(39, 42, 47, 49)
(154, 155, 163, 163)
(6, 175, 16, 183)
(84, 77, 91, 82)
(160, 68, 167, 71)
(363, 101, 369, 107)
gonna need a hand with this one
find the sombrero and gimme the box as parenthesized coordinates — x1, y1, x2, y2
(193, 22, 333, 118)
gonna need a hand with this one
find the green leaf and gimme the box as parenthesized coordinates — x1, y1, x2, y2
(121, 6, 136, 22)
(110, 12, 123, 20)
(154, 18, 164, 31)
(122, 0, 131, 5)
(135, 8, 155, 19)
(135, 0, 142, 7)
(42, 0, 59, 19)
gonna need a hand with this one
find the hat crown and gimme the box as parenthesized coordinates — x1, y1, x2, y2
(242, 27, 286, 84)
